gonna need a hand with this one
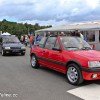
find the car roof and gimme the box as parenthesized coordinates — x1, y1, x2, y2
(0, 35, 16, 38)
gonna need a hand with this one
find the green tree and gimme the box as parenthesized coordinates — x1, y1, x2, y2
(0, 19, 52, 35)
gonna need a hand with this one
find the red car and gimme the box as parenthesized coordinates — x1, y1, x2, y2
(30, 36, 100, 85)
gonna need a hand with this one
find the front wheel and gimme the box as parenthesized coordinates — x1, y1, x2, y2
(21, 52, 25, 56)
(1, 49, 6, 56)
(66, 63, 83, 85)
(31, 55, 39, 69)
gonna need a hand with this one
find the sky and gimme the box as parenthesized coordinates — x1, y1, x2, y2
(0, 0, 100, 26)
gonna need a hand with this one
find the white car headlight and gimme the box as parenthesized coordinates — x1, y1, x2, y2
(4, 47, 10, 50)
(21, 47, 26, 49)
(88, 61, 100, 68)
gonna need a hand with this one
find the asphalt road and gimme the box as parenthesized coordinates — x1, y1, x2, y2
(0, 47, 100, 100)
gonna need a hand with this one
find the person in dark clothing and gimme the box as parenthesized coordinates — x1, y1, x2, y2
(23, 35, 25, 43)
(71, 30, 80, 37)
(75, 30, 80, 37)
(36, 34, 42, 42)
(46, 32, 51, 37)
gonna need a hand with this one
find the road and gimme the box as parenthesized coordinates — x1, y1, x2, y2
(0, 48, 100, 100)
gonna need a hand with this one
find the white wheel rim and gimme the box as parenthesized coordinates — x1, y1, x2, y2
(67, 67, 78, 83)
(31, 56, 36, 67)
(2, 50, 3, 55)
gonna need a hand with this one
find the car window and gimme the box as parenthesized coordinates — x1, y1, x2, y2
(60, 37, 91, 50)
(3, 36, 20, 43)
(54, 40, 60, 49)
(39, 37, 47, 48)
(45, 37, 56, 49)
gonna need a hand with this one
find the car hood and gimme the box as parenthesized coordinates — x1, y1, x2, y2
(3, 43, 25, 47)
(72, 50, 100, 60)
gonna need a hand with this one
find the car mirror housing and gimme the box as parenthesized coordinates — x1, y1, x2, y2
(35, 41, 40, 46)
(34, 43, 39, 46)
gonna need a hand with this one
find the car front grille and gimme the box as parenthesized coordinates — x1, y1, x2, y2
(10, 47, 21, 49)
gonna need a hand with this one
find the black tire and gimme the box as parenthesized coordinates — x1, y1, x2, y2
(31, 54, 39, 69)
(1, 49, 6, 56)
(66, 63, 84, 85)
(21, 52, 25, 56)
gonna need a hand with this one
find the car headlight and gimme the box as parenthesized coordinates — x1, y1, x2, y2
(88, 61, 100, 68)
(21, 47, 26, 49)
(4, 47, 10, 50)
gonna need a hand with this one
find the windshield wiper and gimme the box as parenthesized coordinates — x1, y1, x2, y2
(81, 47, 92, 50)
(65, 47, 79, 49)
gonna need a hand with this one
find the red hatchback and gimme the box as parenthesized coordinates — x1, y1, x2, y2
(30, 36, 100, 85)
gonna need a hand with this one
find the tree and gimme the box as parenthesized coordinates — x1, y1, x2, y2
(0, 19, 52, 35)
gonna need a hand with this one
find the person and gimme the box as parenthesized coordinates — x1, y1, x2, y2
(36, 34, 42, 42)
(72, 30, 83, 38)
(20, 34, 24, 43)
(59, 32, 65, 36)
(30, 34, 34, 47)
(32, 34, 35, 45)
(23, 35, 25, 45)
(79, 32, 85, 40)
(46, 32, 51, 37)
(24, 35, 29, 46)
(75, 30, 80, 37)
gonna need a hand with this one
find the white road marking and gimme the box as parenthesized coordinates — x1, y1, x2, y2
(67, 84, 100, 100)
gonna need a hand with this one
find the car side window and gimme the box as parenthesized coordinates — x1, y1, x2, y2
(54, 40, 60, 49)
(39, 37, 47, 48)
(45, 37, 56, 49)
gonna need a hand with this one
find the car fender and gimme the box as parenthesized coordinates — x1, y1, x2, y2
(66, 59, 82, 70)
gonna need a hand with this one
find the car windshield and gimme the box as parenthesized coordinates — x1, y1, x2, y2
(3, 36, 20, 43)
(60, 37, 92, 50)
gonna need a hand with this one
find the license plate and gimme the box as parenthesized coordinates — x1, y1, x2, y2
(12, 50, 19, 52)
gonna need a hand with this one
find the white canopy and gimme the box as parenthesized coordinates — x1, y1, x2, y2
(36, 20, 100, 32)
(1, 32, 11, 35)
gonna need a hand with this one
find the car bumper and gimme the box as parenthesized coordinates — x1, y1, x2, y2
(82, 67, 100, 80)
(3, 49, 26, 54)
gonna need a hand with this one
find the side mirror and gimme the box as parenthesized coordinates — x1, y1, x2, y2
(34, 42, 39, 46)
(52, 47, 61, 51)
(34, 44, 39, 46)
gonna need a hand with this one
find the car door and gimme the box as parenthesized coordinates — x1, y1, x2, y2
(35, 37, 47, 65)
(48, 39, 66, 73)
(42, 37, 57, 68)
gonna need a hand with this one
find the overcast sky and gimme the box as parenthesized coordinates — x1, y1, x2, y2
(0, 0, 100, 25)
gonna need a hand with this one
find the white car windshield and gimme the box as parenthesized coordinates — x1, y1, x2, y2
(3, 36, 20, 43)
(60, 37, 92, 50)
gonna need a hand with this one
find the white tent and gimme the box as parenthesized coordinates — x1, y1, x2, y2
(1, 32, 11, 35)
(36, 20, 100, 32)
